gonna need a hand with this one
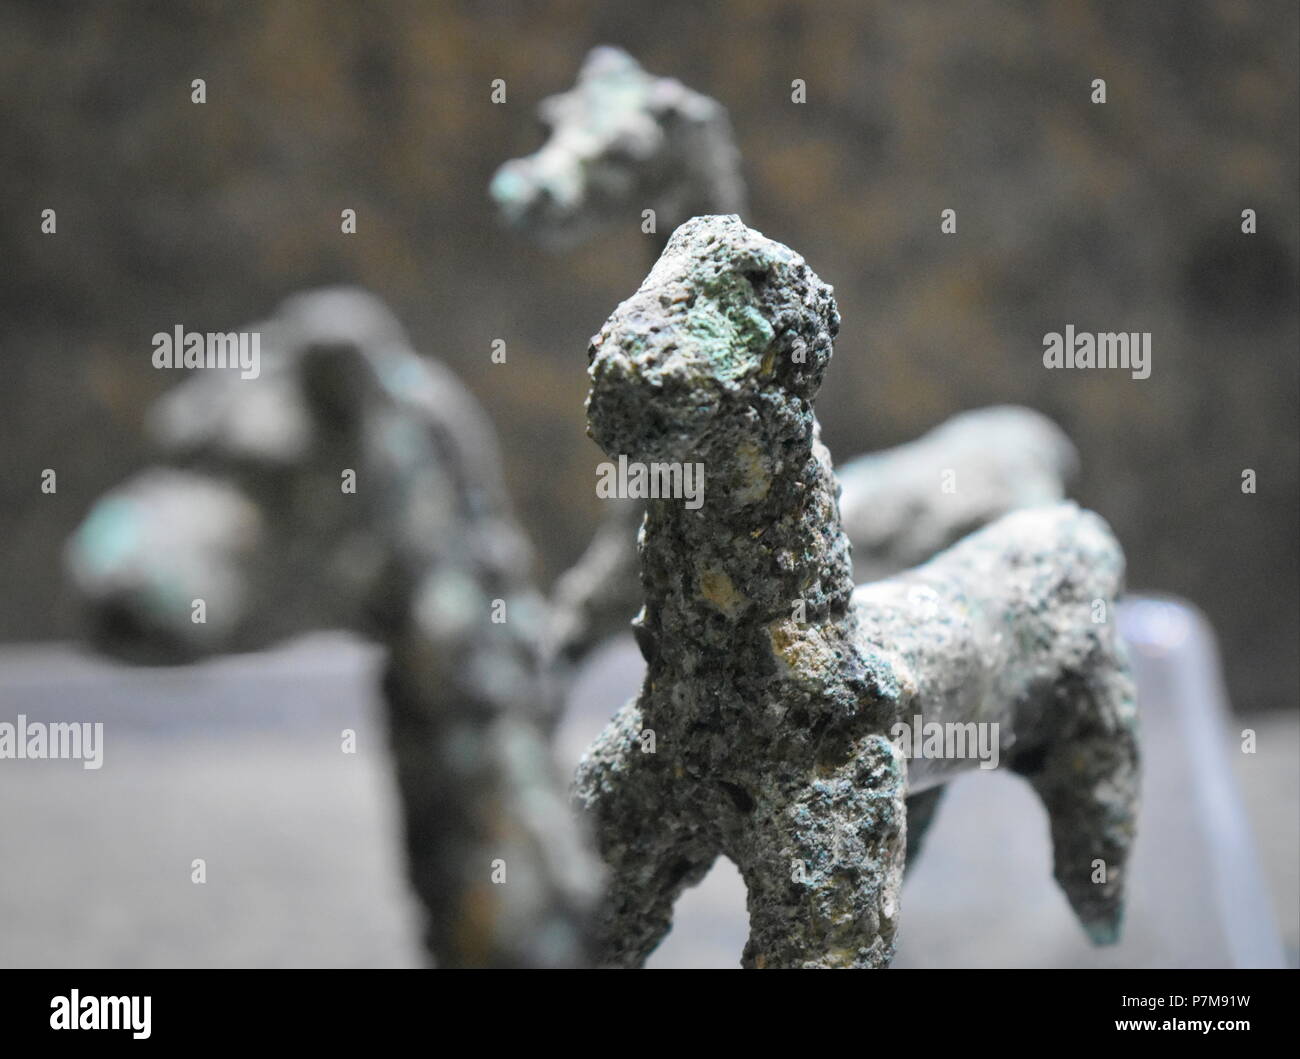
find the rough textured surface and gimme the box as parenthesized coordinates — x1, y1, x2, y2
(490, 45, 745, 249)
(575, 216, 1139, 967)
(550, 405, 1077, 663)
(65, 288, 601, 967)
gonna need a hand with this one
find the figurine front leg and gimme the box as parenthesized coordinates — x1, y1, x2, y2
(738, 735, 908, 968)
(575, 700, 718, 966)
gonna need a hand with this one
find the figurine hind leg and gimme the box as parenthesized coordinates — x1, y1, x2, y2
(1014, 648, 1139, 942)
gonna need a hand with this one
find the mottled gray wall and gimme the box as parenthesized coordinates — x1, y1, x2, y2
(2, 0, 1296, 712)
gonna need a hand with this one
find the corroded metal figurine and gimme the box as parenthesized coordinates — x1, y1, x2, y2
(575, 216, 1139, 968)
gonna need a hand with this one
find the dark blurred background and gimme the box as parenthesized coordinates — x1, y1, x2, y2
(2, 0, 1297, 715)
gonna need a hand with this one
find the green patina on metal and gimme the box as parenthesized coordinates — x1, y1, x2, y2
(74, 498, 139, 577)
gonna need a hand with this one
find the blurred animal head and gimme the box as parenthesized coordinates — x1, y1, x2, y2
(490, 46, 745, 248)
(66, 287, 517, 663)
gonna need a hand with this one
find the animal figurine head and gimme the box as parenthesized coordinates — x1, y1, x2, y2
(586, 213, 836, 474)
(490, 46, 745, 249)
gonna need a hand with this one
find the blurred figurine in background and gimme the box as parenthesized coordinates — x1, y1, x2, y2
(66, 288, 601, 968)
(490, 45, 746, 250)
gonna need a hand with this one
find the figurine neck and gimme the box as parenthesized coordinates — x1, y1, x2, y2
(636, 414, 855, 653)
